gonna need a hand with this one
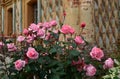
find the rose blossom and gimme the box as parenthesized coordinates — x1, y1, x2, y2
(17, 36, 25, 42)
(26, 35, 34, 43)
(42, 22, 51, 29)
(84, 64, 96, 76)
(29, 23, 39, 32)
(23, 29, 29, 35)
(90, 46, 104, 61)
(45, 33, 51, 40)
(60, 25, 71, 34)
(49, 20, 57, 26)
(7, 43, 17, 52)
(26, 47, 39, 59)
(37, 29, 45, 38)
(74, 36, 84, 44)
(103, 58, 114, 69)
(14, 59, 25, 71)
(37, 22, 43, 28)
(69, 27, 75, 34)
(0, 42, 4, 49)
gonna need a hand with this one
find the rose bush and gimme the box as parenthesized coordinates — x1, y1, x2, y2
(0, 20, 114, 79)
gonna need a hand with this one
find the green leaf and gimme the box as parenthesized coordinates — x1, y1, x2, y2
(25, 65, 31, 72)
(35, 45, 43, 51)
(43, 40, 50, 45)
(71, 42, 77, 48)
(1, 75, 9, 79)
(48, 60, 58, 67)
(49, 48, 57, 54)
(69, 50, 80, 57)
(53, 75, 60, 79)
(114, 59, 120, 65)
(38, 57, 44, 64)
(113, 76, 119, 79)
(102, 75, 111, 79)
(47, 74, 60, 79)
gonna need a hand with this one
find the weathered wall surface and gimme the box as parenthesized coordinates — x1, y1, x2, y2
(64, 0, 94, 43)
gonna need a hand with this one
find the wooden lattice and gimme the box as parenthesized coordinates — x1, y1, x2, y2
(40, 0, 64, 27)
(93, 0, 119, 50)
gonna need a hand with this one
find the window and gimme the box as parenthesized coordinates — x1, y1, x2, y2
(3, 0, 13, 36)
(7, 8, 13, 35)
(26, 0, 37, 27)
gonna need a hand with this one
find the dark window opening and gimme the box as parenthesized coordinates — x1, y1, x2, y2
(27, 0, 37, 26)
(7, 8, 13, 35)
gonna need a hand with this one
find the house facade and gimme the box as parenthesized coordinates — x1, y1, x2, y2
(0, 0, 119, 50)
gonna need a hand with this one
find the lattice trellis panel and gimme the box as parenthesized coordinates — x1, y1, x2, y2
(94, 0, 119, 50)
(40, 0, 64, 27)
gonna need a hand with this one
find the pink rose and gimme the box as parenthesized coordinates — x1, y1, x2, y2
(26, 47, 39, 59)
(43, 22, 51, 29)
(37, 29, 45, 38)
(103, 58, 114, 69)
(69, 27, 75, 34)
(29, 23, 39, 32)
(32, 34, 37, 38)
(49, 20, 57, 26)
(23, 29, 29, 35)
(60, 25, 71, 34)
(45, 33, 51, 40)
(90, 47, 104, 61)
(26, 35, 34, 43)
(0, 42, 4, 49)
(17, 36, 25, 42)
(14, 59, 25, 71)
(74, 36, 84, 44)
(37, 22, 43, 28)
(84, 64, 96, 76)
(0, 42, 4, 46)
(7, 43, 17, 52)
